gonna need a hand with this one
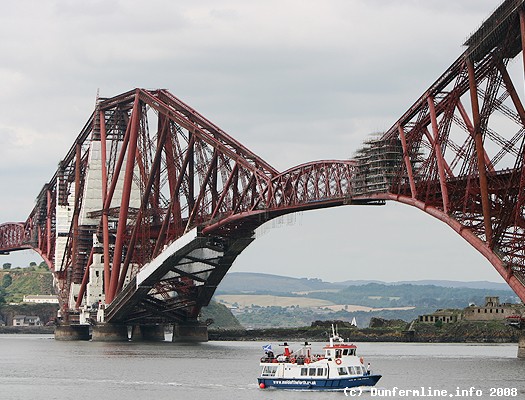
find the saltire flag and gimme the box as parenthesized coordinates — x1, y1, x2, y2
(262, 344, 272, 352)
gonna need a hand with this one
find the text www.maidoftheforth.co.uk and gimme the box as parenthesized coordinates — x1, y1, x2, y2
(344, 386, 519, 397)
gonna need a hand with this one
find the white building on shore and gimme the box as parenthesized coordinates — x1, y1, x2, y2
(12, 315, 42, 326)
(22, 295, 59, 304)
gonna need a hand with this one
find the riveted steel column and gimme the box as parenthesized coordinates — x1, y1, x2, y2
(467, 58, 493, 247)
(427, 96, 449, 213)
(397, 124, 417, 198)
(108, 94, 140, 303)
(46, 188, 52, 259)
(99, 110, 111, 299)
(72, 143, 82, 284)
(520, 9, 525, 85)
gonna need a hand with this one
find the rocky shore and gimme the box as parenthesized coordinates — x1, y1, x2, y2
(0, 326, 55, 334)
(0, 319, 519, 343)
(209, 320, 521, 343)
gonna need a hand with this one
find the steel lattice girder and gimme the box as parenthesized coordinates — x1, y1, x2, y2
(2, 0, 525, 319)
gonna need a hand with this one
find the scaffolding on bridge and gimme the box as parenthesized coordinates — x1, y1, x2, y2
(352, 137, 404, 197)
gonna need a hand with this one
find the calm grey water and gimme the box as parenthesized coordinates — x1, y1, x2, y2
(0, 335, 524, 400)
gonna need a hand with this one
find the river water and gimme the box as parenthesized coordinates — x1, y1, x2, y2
(0, 334, 524, 400)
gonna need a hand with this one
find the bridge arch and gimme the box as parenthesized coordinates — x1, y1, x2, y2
(383, 194, 525, 300)
(233, 202, 502, 284)
(0, 222, 53, 271)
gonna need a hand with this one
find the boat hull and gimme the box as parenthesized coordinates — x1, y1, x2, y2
(258, 374, 381, 390)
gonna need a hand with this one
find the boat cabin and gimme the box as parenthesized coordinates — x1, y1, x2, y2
(324, 344, 357, 360)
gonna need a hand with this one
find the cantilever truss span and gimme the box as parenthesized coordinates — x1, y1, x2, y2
(362, 0, 525, 300)
(0, 88, 361, 324)
(3, 0, 525, 323)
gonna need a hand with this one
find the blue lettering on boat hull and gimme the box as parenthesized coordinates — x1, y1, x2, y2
(258, 374, 381, 390)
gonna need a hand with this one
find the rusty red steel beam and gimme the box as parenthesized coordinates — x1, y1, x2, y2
(455, 100, 495, 173)
(397, 124, 417, 199)
(116, 100, 173, 293)
(515, 9, 525, 233)
(99, 109, 111, 298)
(0, 222, 30, 252)
(185, 150, 219, 233)
(71, 143, 82, 283)
(427, 96, 450, 213)
(75, 248, 94, 309)
(202, 160, 356, 235)
(156, 89, 278, 177)
(139, 89, 277, 180)
(107, 94, 141, 303)
(152, 134, 196, 258)
(467, 58, 494, 248)
(210, 162, 240, 221)
(102, 108, 132, 214)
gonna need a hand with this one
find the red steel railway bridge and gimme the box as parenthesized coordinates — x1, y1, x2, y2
(2, 0, 525, 346)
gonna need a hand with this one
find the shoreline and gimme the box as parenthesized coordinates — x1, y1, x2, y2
(0, 326, 55, 334)
(0, 324, 519, 344)
(208, 323, 521, 344)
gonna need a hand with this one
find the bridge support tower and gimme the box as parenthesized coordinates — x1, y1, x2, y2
(91, 323, 129, 342)
(54, 324, 90, 341)
(172, 321, 208, 342)
(518, 331, 525, 359)
(131, 325, 165, 341)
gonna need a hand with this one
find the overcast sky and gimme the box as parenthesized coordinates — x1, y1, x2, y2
(0, 1, 508, 283)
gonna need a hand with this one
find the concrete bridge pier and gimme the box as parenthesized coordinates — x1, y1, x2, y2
(518, 331, 525, 358)
(172, 321, 208, 342)
(54, 324, 90, 341)
(91, 323, 129, 342)
(131, 325, 166, 341)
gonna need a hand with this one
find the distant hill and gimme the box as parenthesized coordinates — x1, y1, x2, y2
(305, 282, 517, 309)
(216, 272, 345, 294)
(219, 272, 513, 294)
(0, 266, 55, 303)
(199, 301, 243, 330)
(338, 279, 512, 291)
(215, 273, 519, 328)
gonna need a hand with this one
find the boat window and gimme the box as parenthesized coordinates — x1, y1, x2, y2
(262, 366, 278, 377)
(317, 368, 324, 376)
(349, 366, 357, 375)
(309, 368, 316, 376)
(337, 367, 347, 376)
(350, 349, 356, 356)
(335, 350, 342, 358)
(301, 368, 308, 376)
(356, 366, 364, 375)
(343, 349, 348, 355)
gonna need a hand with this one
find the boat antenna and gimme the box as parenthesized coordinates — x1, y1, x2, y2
(331, 323, 344, 343)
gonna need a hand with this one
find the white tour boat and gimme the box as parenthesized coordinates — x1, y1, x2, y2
(258, 325, 381, 390)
